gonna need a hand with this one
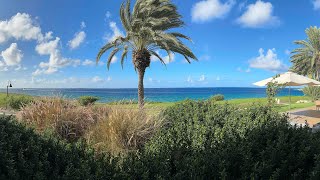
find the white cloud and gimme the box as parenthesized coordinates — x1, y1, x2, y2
(82, 59, 95, 66)
(111, 56, 118, 64)
(187, 76, 193, 83)
(163, 53, 175, 64)
(216, 76, 221, 81)
(91, 76, 112, 83)
(313, 0, 320, 10)
(92, 76, 103, 83)
(68, 22, 86, 50)
(151, 51, 175, 64)
(105, 11, 112, 19)
(80, 21, 86, 29)
(33, 37, 81, 76)
(104, 21, 124, 42)
(147, 77, 161, 84)
(0, 13, 43, 44)
(199, 75, 207, 81)
(191, 0, 235, 22)
(1, 43, 23, 66)
(68, 31, 86, 49)
(249, 48, 288, 71)
(237, 1, 279, 28)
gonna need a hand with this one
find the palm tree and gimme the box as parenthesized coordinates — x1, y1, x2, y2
(96, 0, 197, 108)
(291, 26, 320, 80)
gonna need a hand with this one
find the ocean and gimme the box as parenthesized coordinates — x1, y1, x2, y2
(0, 87, 304, 102)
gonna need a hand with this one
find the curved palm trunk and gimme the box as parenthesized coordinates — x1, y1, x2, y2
(133, 50, 151, 108)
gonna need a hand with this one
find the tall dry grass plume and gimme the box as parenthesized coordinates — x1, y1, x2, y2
(16, 97, 109, 142)
(86, 106, 164, 156)
(17, 97, 164, 155)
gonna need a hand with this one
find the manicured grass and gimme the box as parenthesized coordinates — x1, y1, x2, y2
(0, 92, 314, 113)
(107, 96, 313, 113)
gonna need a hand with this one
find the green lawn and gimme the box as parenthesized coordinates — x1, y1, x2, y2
(102, 96, 314, 113)
(0, 92, 314, 114)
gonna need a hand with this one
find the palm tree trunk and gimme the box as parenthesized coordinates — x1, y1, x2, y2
(133, 49, 151, 109)
(137, 67, 145, 108)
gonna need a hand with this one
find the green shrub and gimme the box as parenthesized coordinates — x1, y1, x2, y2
(0, 116, 120, 179)
(78, 96, 99, 106)
(303, 86, 320, 101)
(122, 100, 320, 179)
(209, 94, 224, 101)
(7, 95, 33, 110)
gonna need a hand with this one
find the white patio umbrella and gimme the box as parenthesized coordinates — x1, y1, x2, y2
(253, 71, 320, 110)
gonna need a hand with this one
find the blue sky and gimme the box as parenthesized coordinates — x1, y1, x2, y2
(0, 0, 319, 88)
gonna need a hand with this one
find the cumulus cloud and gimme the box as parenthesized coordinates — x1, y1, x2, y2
(68, 22, 86, 49)
(313, 0, 320, 10)
(237, 1, 279, 28)
(68, 31, 86, 49)
(33, 37, 81, 76)
(104, 21, 124, 42)
(1, 43, 23, 66)
(0, 13, 43, 44)
(249, 48, 288, 71)
(191, 0, 235, 22)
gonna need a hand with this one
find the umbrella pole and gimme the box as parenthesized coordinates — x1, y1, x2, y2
(289, 86, 291, 114)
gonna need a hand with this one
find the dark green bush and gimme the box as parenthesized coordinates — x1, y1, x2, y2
(121, 100, 320, 179)
(0, 115, 120, 179)
(7, 95, 33, 110)
(78, 96, 99, 106)
(209, 94, 224, 101)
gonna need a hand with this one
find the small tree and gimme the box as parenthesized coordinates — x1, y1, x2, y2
(266, 74, 285, 106)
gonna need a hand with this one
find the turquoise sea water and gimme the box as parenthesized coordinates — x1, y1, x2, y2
(0, 88, 304, 103)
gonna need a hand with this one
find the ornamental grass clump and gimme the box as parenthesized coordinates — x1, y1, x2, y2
(16, 97, 109, 142)
(86, 107, 164, 156)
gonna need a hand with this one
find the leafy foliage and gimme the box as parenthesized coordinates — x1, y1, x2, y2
(291, 26, 320, 80)
(78, 96, 100, 106)
(96, 0, 197, 68)
(209, 94, 224, 101)
(7, 95, 33, 110)
(121, 100, 320, 179)
(0, 115, 120, 179)
(266, 74, 285, 106)
(303, 86, 320, 101)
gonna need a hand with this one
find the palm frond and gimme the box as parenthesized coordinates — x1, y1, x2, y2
(107, 48, 120, 70)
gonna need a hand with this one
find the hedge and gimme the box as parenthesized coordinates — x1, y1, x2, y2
(0, 115, 120, 180)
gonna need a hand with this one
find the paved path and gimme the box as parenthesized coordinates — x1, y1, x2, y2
(0, 108, 16, 116)
(288, 106, 320, 127)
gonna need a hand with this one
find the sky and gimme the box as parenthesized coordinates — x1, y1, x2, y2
(0, 0, 319, 88)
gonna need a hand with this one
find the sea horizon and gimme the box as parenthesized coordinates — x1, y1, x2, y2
(0, 87, 304, 103)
